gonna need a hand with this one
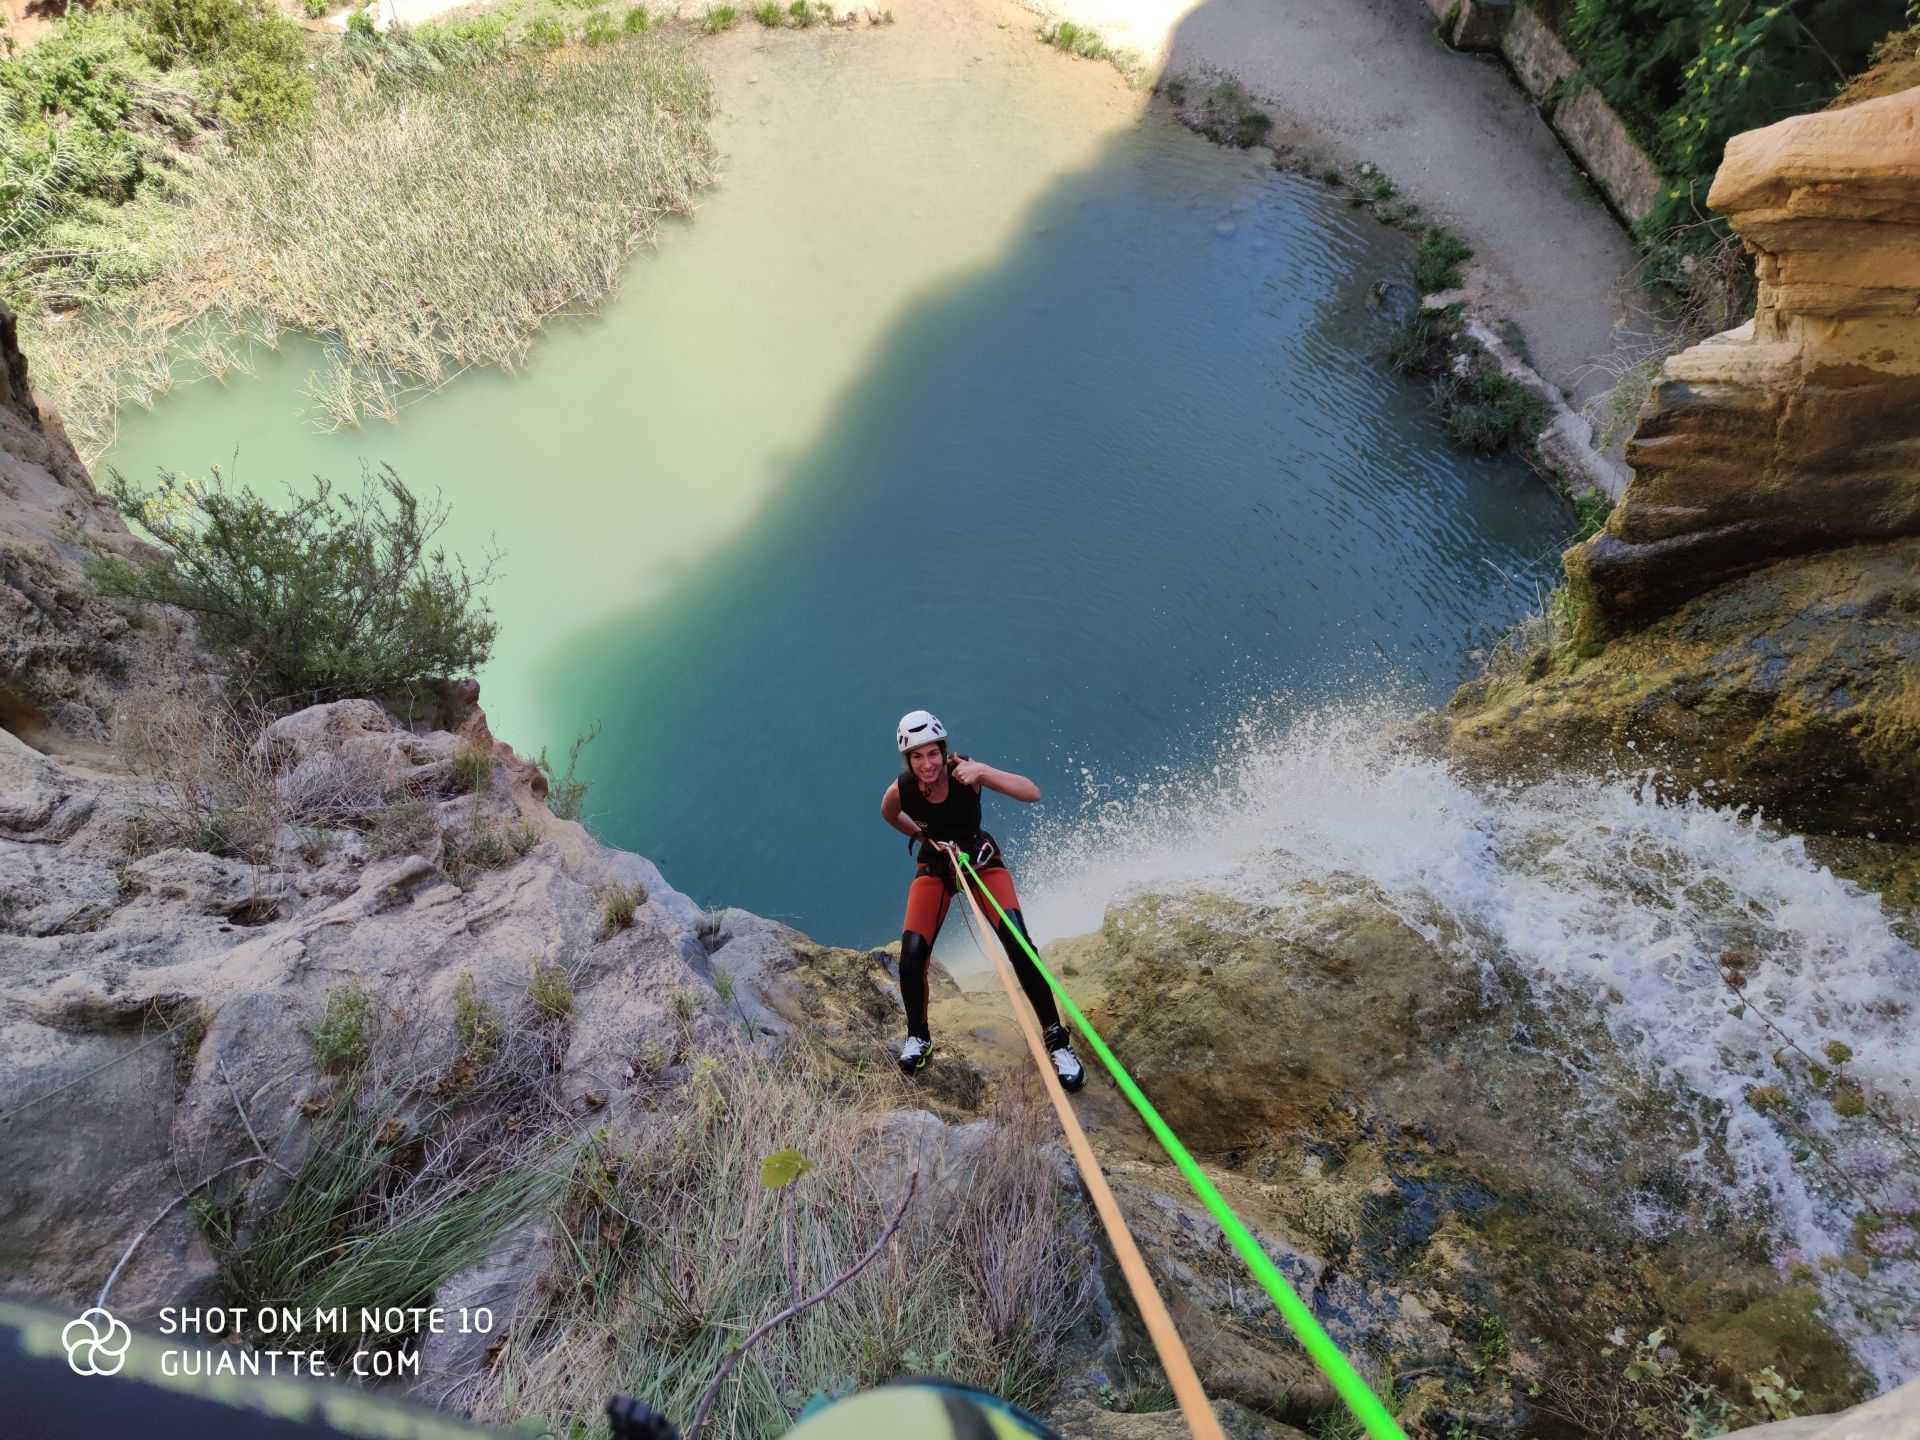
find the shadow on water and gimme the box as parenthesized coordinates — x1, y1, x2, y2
(531, 99, 1570, 945)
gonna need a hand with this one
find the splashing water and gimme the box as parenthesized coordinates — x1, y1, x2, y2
(1021, 698, 1920, 1388)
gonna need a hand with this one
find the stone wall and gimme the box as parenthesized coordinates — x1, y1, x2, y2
(1428, 0, 1665, 226)
(1567, 85, 1920, 632)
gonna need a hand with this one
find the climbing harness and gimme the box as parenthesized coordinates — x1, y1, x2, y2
(938, 845, 1229, 1440)
(946, 846, 1410, 1440)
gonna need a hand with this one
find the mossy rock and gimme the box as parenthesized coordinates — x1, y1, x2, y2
(1449, 539, 1920, 840)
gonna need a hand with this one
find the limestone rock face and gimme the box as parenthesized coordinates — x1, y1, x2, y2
(0, 698, 910, 1365)
(0, 302, 143, 747)
(1570, 86, 1920, 631)
(1454, 539, 1920, 838)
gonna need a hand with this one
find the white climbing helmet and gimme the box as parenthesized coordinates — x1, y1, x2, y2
(896, 709, 948, 755)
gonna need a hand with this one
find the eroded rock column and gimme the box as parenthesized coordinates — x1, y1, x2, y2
(1568, 85, 1920, 633)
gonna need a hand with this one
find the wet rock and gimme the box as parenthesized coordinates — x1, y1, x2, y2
(1370, 279, 1419, 327)
(1452, 539, 1920, 838)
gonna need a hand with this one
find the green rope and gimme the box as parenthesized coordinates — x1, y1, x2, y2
(953, 849, 1407, 1440)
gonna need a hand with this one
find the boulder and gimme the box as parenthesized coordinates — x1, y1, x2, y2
(1571, 86, 1920, 631)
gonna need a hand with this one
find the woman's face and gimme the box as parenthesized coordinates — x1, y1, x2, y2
(907, 743, 946, 785)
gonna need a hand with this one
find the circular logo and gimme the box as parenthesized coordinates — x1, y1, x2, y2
(62, 1307, 132, 1377)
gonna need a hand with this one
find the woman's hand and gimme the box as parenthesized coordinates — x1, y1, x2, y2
(951, 758, 988, 786)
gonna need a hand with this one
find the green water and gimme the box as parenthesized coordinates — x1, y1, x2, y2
(104, 37, 1571, 947)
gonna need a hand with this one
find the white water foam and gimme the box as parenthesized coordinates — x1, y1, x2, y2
(1021, 698, 1920, 1388)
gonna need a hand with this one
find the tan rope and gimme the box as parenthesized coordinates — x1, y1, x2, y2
(939, 846, 1226, 1440)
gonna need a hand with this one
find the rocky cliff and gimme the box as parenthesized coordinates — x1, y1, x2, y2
(0, 302, 146, 749)
(1567, 85, 1920, 633)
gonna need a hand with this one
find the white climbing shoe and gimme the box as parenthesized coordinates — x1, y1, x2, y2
(898, 1035, 932, 1074)
(1043, 1025, 1085, 1092)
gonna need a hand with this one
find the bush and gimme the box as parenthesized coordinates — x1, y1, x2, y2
(702, 5, 739, 32)
(752, 1, 783, 23)
(582, 9, 618, 43)
(1560, 0, 1906, 234)
(621, 4, 650, 30)
(524, 14, 566, 46)
(89, 466, 499, 705)
(311, 985, 374, 1072)
(1038, 19, 1106, 59)
(1414, 227, 1472, 292)
(1572, 488, 1613, 541)
(1436, 367, 1547, 454)
(135, 0, 316, 131)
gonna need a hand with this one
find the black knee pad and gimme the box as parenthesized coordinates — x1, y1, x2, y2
(900, 930, 932, 973)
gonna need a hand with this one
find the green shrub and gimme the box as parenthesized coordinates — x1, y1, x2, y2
(524, 14, 566, 46)
(1414, 227, 1472, 292)
(1561, 0, 1905, 234)
(1382, 311, 1445, 375)
(345, 5, 375, 37)
(1572, 489, 1613, 541)
(311, 986, 373, 1072)
(788, 0, 817, 26)
(1436, 368, 1546, 454)
(132, 0, 316, 134)
(582, 9, 618, 43)
(90, 466, 499, 704)
(622, 4, 650, 30)
(1038, 20, 1106, 59)
(302, 0, 328, 16)
(702, 5, 739, 32)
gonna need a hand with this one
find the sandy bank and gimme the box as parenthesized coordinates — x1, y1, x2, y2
(1022, 0, 1643, 408)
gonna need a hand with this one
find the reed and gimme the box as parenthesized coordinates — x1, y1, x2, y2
(28, 32, 714, 452)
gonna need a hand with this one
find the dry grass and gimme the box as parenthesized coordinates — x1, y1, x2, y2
(34, 34, 715, 455)
(1581, 225, 1753, 450)
(114, 668, 410, 861)
(469, 1048, 1092, 1437)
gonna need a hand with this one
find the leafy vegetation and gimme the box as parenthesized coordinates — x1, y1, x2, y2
(90, 466, 499, 704)
(1037, 19, 1107, 59)
(310, 985, 374, 1072)
(702, 5, 739, 32)
(0, 0, 308, 317)
(1414, 227, 1472, 292)
(1435, 366, 1548, 454)
(1546, 0, 1906, 234)
(6, 3, 715, 456)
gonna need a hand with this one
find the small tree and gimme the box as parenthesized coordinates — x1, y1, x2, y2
(90, 464, 499, 704)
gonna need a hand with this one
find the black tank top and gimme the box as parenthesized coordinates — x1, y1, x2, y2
(896, 755, 983, 842)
